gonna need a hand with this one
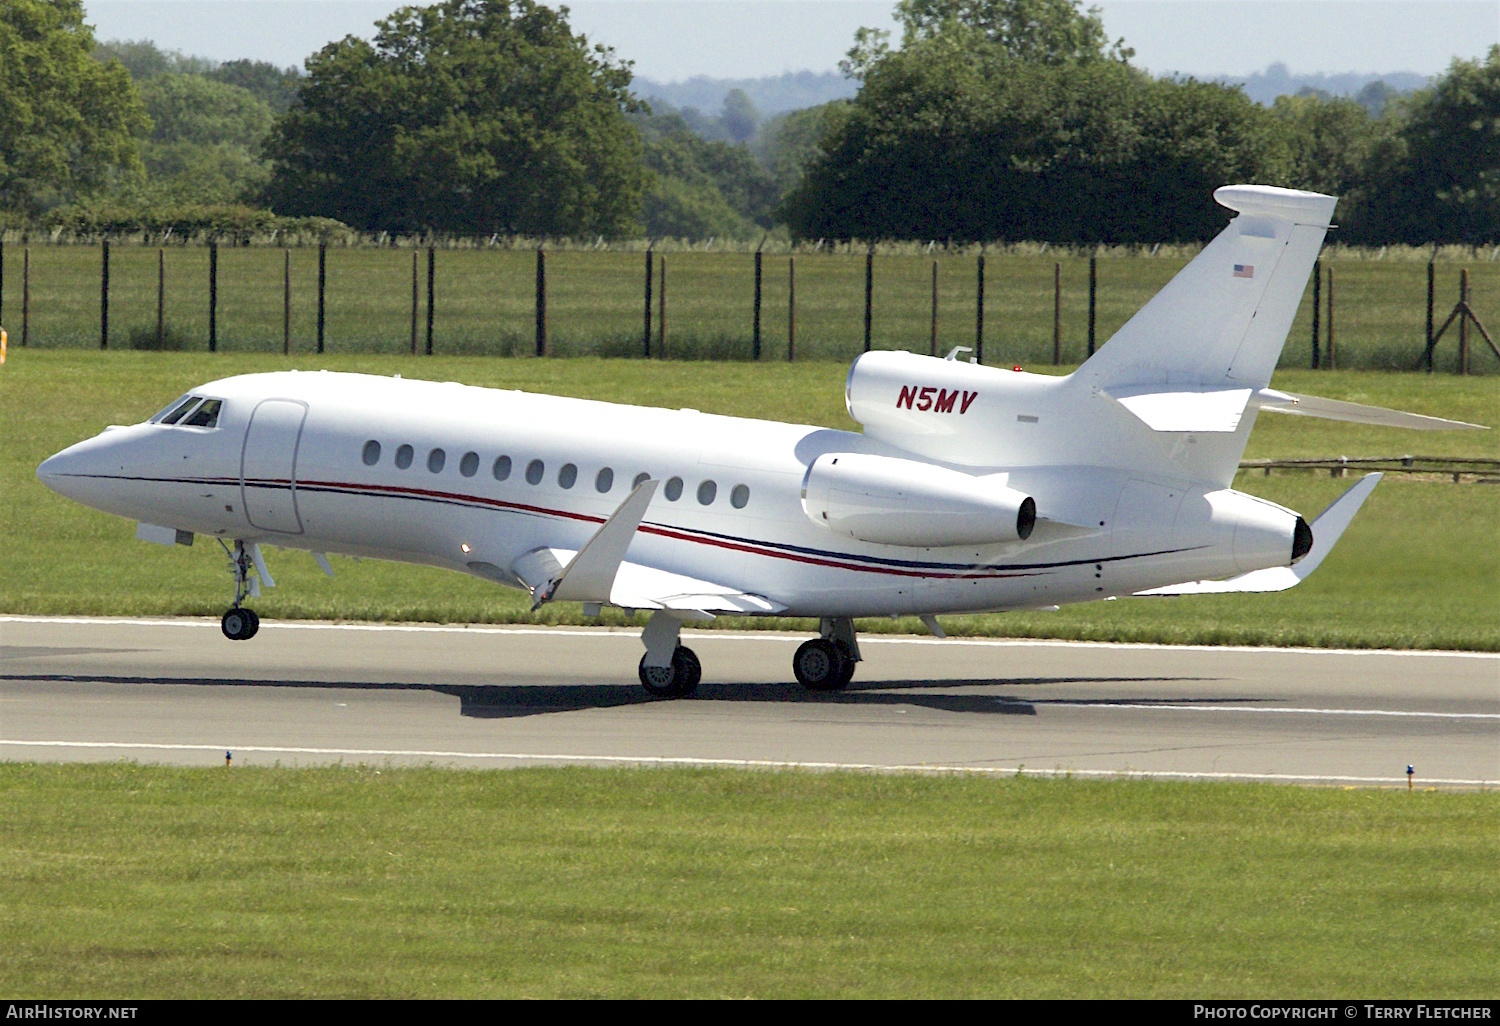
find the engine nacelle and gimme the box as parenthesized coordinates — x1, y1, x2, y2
(801, 452, 1036, 547)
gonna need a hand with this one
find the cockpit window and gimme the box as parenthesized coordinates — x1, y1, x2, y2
(181, 399, 222, 428)
(153, 396, 200, 424)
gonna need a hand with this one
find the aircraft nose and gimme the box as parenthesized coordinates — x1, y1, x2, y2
(36, 435, 113, 502)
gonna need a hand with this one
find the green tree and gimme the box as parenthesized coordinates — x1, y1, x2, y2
(0, 0, 148, 214)
(262, 0, 646, 236)
(1361, 47, 1500, 244)
(635, 109, 778, 238)
(207, 59, 302, 114)
(783, 33, 1283, 242)
(843, 0, 1127, 78)
(753, 101, 852, 195)
(125, 74, 275, 205)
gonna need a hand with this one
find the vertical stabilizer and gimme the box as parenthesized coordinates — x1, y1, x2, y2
(1080, 186, 1337, 392)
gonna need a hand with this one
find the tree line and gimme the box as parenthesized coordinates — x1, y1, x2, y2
(1, 0, 1496, 244)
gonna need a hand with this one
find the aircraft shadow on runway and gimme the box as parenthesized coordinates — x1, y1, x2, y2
(3, 672, 1241, 719)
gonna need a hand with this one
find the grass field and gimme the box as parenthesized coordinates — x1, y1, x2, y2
(3, 352, 1495, 648)
(1, 764, 1495, 998)
(4, 241, 1497, 371)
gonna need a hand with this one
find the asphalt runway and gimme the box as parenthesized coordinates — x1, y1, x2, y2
(1, 616, 1496, 786)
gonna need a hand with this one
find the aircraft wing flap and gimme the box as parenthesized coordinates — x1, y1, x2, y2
(1105, 386, 1253, 433)
(609, 561, 786, 614)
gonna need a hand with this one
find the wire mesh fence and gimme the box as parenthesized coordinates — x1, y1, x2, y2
(1, 238, 1495, 372)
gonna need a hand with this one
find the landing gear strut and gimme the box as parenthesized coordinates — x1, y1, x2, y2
(218, 539, 261, 641)
(636, 610, 701, 697)
(794, 617, 860, 692)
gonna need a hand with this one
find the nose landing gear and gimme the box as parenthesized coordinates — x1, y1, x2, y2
(221, 606, 260, 640)
(217, 539, 263, 641)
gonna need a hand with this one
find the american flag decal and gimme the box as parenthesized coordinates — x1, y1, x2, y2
(1233, 264, 1255, 278)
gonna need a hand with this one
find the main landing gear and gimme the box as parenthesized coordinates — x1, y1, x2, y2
(218, 539, 261, 641)
(633, 612, 860, 697)
(793, 617, 860, 692)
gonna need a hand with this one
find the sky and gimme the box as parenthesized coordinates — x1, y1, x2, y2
(82, 0, 1500, 81)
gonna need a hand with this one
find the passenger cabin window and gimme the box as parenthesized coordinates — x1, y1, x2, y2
(362, 441, 381, 466)
(664, 477, 683, 501)
(558, 463, 577, 489)
(525, 459, 544, 485)
(460, 452, 479, 477)
(428, 448, 446, 473)
(395, 444, 414, 469)
(633, 472, 650, 489)
(595, 468, 614, 493)
(181, 399, 222, 428)
(731, 484, 750, 509)
(697, 480, 717, 505)
(493, 455, 512, 481)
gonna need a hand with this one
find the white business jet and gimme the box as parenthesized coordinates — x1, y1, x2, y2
(38, 186, 1484, 696)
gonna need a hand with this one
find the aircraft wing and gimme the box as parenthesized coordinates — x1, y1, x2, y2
(1135, 473, 1382, 595)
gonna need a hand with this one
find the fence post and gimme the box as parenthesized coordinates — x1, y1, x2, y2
(99, 240, 109, 349)
(425, 246, 435, 356)
(282, 249, 291, 356)
(929, 260, 939, 357)
(1425, 258, 1435, 372)
(1326, 265, 1335, 369)
(21, 246, 28, 346)
(158, 249, 166, 349)
(316, 241, 326, 354)
(658, 255, 667, 359)
(787, 255, 795, 362)
(863, 248, 873, 353)
(1052, 262, 1061, 365)
(209, 241, 218, 352)
(1459, 267, 1469, 375)
(1087, 254, 1097, 357)
(409, 251, 418, 355)
(1311, 258, 1321, 368)
(643, 249, 653, 358)
(975, 253, 984, 365)
(535, 248, 547, 357)
(752, 247, 762, 360)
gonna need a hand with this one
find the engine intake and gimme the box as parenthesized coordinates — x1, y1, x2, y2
(802, 452, 1036, 547)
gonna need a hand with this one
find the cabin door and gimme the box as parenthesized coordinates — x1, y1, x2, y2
(240, 399, 307, 534)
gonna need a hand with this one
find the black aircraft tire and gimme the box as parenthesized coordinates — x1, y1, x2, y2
(675, 646, 702, 696)
(221, 608, 252, 641)
(793, 638, 847, 692)
(830, 643, 857, 690)
(243, 609, 261, 640)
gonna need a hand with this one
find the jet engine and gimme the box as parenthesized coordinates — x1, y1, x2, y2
(801, 452, 1036, 547)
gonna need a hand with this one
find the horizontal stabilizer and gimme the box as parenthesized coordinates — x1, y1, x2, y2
(1255, 390, 1488, 431)
(1106, 386, 1253, 433)
(1136, 473, 1381, 595)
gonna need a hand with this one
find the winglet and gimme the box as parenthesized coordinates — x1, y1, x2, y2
(534, 479, 657, 608)
(1136, 473, 1382, 595)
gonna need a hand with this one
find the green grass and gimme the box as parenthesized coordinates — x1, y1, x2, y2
(5, 242, 1497, 371)
(1, 764, 1495, 997)
(3, 352, 1496, 648)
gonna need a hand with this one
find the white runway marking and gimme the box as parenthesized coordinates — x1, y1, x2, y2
(1002, 702, 1500, 720)
(3, 615, 1495, 659)
(2, 739, 1495, 787)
